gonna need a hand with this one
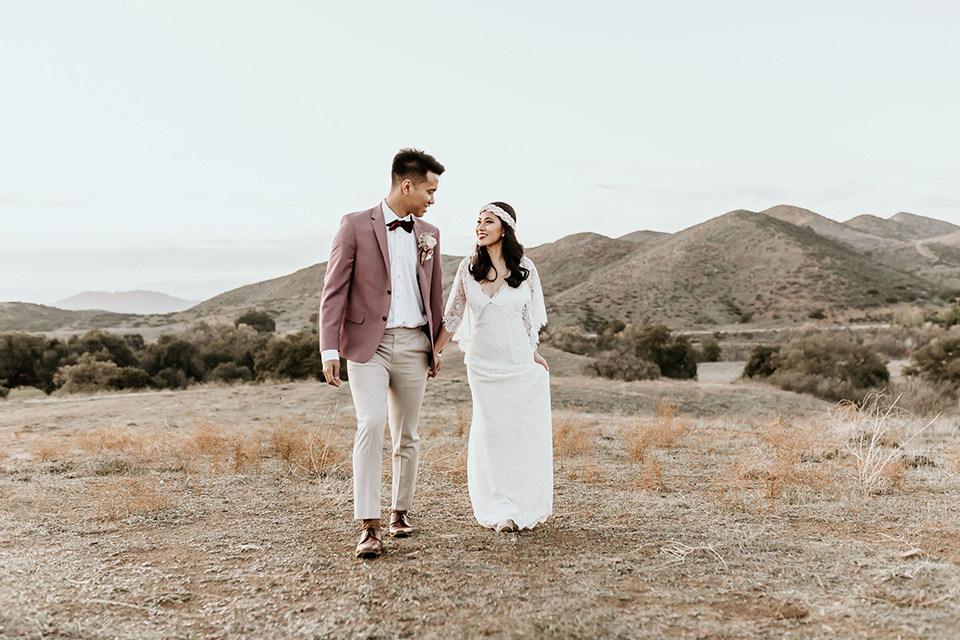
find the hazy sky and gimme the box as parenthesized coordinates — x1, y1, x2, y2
(2, 1, 959, 303)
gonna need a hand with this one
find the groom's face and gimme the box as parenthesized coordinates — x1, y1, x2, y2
(403, 171, 440, 218)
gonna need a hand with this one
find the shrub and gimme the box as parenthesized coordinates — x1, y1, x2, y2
(235, 310, 276, 333)
(0, 385, 8, 400)
(904, 334, 960, 385)
(760, 333, 889, 403)
(743, 346, 781, 378)
(543, 325, 595, 356)
(67, 330, 140, 367)
(626, 324, 698, 380)
(141, 335, 203, 388)
(0, 332, 67, 394)
(207, 362, 253, 383)
(698, 334, 722, 362)
(254, 330, 324, 381)
(105, 367, 155, 390)
(54, 355, 122, 393)
(590, 343, 659, 381)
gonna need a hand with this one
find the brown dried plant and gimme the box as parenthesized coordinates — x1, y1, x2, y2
(626, 400, 688, 465)
(29, 437, 69, 463)
(269, 420, 346, 476)
(553, 410, 593, 469)
(635, 458, 665, 491)
(453, 405, 471, 438)
(93, 478, 172, 521)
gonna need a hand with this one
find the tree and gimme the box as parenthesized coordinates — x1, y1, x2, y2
(254, 330, 324, 381)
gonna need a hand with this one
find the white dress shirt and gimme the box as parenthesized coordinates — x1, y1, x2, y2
(321, 201, 427, 364)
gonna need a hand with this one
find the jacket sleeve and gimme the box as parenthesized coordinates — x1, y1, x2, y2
(318, 216, 356, 353)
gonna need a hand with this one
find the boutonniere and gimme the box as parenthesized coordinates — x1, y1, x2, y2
(418, 231, 437, 265)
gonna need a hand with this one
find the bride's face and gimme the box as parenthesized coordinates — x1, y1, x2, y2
(476, 212, 504, 248)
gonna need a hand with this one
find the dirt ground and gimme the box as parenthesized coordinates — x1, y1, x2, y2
(2, 347, 959, 639)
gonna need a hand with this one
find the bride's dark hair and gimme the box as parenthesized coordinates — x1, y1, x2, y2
(469, 201, 529, 288)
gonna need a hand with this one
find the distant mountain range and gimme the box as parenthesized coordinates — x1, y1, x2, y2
(53, 290, 198, 314)
(3, 206, 959, 335)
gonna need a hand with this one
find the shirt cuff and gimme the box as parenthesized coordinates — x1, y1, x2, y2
(321, 349, 340, 363)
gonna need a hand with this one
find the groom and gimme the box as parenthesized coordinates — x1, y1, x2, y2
(319, 148, 445, 559)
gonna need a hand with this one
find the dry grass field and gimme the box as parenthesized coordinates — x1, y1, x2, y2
(2, 346, 959, 639)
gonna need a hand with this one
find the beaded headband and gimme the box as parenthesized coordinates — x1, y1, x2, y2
(479, 203, 517, 232)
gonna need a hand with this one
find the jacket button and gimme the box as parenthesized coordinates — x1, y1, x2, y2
(387, 290, 391, 295)
(382, 316, 387, 321)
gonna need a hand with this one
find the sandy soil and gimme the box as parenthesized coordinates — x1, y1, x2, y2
(2, 350, 958, 639)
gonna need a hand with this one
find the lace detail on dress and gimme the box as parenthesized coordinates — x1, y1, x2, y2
(442, 257, 469, 334)
(521, 258, 548, 349)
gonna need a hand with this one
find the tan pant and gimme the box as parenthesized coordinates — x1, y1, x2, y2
(347, 327, 430, 520)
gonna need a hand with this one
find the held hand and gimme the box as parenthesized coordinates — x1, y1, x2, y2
(428, 352, 443, 379)
(534, 352, 549, 372)
(322, 359, 342, 387)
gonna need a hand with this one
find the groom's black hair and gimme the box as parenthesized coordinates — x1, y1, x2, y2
(391, 148, 445, 185)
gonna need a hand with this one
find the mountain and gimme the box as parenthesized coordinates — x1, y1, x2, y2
(889, 212, 960, 239)
(762, 205, 898, 251)
(54, 290, 197, 314)
(547, 210, 931, 327)
(5, 205, 959, 335)
(842, 214, 922, 241)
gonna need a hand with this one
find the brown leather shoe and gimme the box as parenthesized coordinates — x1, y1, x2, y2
(355, 526, 382, 559)
(389, 510, 413, 537)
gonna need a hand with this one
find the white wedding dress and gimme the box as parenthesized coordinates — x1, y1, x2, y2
(443, 256, 553, 530)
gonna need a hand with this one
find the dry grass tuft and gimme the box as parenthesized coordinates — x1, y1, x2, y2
(635, 457, 665, 491)
(29, 437, 69, 463)
(566, 462, 604, 483)
(949, 441, 960, 474)
(552, 410, 594, 468)
(92, 478, 172, 521)
(626, 401, 688, 465)
(712, 417, 837, 510)
(453, 406, 471, 438)
(840, 396, 935, 495)
(79, 425, 168, 462)
(230, 435, 263, 474)
(269, 420, 347, 476)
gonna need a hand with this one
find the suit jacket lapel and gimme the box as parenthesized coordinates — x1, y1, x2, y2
(412, 218, 431, 319)
(370, 205, 390, 280)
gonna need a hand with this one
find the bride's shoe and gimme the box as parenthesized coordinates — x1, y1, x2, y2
(496, 519, 517, 533)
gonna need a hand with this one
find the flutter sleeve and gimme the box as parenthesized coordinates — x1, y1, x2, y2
(522, 258, 548, 349)
(443, 257, 473, 348)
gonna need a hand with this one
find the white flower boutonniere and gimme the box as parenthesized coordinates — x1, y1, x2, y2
(418, 231, 437, 265)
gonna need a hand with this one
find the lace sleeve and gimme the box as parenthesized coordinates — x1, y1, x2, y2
(522, 258, 548, 349)
(443, 257, 470, 334)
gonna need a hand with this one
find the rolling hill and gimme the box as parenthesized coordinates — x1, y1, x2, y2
(4, 205, 959, 336)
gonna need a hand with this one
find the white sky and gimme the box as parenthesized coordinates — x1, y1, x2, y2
(2, 0, 959, 303)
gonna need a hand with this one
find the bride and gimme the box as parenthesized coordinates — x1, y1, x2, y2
(435, 202, 552, 532)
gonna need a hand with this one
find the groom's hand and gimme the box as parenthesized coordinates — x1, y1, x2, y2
(428, 352, 442, 379)
(323, 360, 341, 387)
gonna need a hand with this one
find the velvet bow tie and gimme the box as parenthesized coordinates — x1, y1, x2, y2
(387, 218, 414, 233)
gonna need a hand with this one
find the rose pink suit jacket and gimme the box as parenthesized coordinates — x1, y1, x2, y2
(319, 205, 443, 365)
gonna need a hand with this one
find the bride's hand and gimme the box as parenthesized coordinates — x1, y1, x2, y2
(534, 352, 549, 371)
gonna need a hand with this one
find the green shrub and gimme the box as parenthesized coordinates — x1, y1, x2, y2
(0, 332, 67, 394)
(141, 335, 203, 388)
(743, 346, 781, 378)
(54, 355, 121, 393)
(589, 343, 659, 381)
(750, 333, 889, 402)
(543, 325, 596, 356)
(254, 330, 324, 381)
(207, 362, 253, 383)
(235, 310, 276, 333)
(904, 334, 960, 385)
(105, 367, 154, 390)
